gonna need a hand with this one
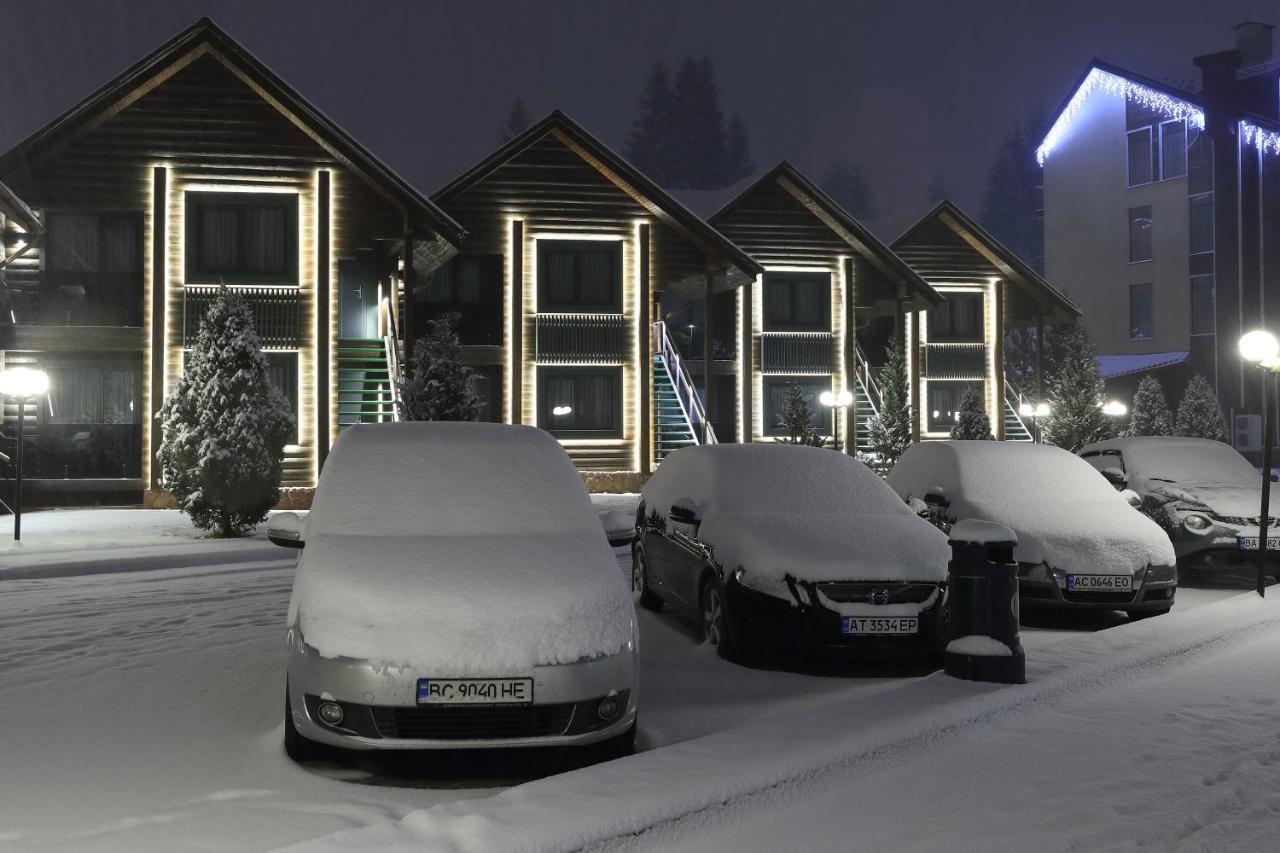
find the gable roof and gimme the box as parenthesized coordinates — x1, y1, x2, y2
(708, 161, 944, 310)
(0, 17, 465, 246)
(433, 110, 763, 281)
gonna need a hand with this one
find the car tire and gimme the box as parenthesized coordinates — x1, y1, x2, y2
(1128, 607, 1172, 621)
(632, 545, 664, 612)
(283, 686, 327, 763)
(700, 575, 741, 661)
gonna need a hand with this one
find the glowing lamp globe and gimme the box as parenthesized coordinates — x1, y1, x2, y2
(1018, 402, 1034, 418)
(819, 390, 835, 407)
(1102, 400, 1128, 417)
(0, 367, 49, 399)
(1239, 330, 1280, 365)
(835, 389, 853, 407)
(551, 405, 572, 417)
(1034, 402, 1051, 418)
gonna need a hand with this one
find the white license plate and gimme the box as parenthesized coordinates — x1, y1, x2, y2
(841, 616, 918, 635)
(1238, 537, 1280, 551)
(1066, 574, 1132, 591)
(416, 678, 533, 705)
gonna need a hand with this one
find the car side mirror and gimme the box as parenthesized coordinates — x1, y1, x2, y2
(267, 511, 306, 549)
(1101, 467, 1128, 488)
(1120, 489, 1142, 508)
(669, 502, 700, 526)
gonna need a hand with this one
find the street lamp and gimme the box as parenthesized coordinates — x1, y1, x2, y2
(1240, 329, 1280, 597)
(0, 367, 50, 542)
(1101, 400, 1128, 418)
(819, 388, 854, 451)
(1018, 400, 1051, 442)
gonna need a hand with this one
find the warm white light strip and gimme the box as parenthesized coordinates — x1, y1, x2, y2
(1037, 67, 1205, 165)
(633, 221, 644, 472)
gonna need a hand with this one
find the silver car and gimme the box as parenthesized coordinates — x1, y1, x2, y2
(273, 422, 638, 760)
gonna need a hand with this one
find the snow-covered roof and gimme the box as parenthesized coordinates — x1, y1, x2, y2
(1097, 351, 1189, 379)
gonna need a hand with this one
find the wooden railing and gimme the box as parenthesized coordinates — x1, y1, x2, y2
(922, 342, 986, 380)
(760, 332, 836, 374)
(183, 285, 300, 348)
(380, 295, 403, 421)
(534, 313, 628, 364)
(854, 341, 882, 416)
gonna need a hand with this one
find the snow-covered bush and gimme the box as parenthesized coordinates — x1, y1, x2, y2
(1043, 320, 1113, 452)
(158, 286, 294, 537)
(1175, 373, 1228, 442)
(396, 315, 481, 422)
(950, 386, 993, 441)
(867, 339, 912, 468)
(1127, 374, 1172, 436)
(776, 383, 824, 447)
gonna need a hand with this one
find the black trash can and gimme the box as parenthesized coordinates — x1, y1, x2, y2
(944, 519, 1026, 685)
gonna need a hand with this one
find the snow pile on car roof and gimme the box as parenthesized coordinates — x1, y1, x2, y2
(289, 423, 633, 674)
(1102, 437, 1261, 487)
(887, 441, 1175, 574)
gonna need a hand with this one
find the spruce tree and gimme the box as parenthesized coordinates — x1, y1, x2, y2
(158, 286, 294, 537)
(670, 56, 727, 189)
(979, 103, 1047, 272)
(951, 386, 994, 440)
(775, 383, 824, 446)
(722, 114, 755, 185)
(1127, 374, 1173, 436)
(868, 339, 912, 468)
(396, 315, 482, 422)
(822, 159, 878, 219)
(1042, 320, 1113, 452)
(1175, 373, 1228, 442)
(498, 98, 531, 144)
(626, 63, 677, 184)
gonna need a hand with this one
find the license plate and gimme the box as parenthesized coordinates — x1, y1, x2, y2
(841, 616, 918, 635)
(1066, 574, 1132, 591)
(1238, 537, 1280, 551)
(416, 678, 533, 705)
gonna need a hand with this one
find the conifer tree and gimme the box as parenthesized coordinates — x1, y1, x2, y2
(951, 386, 994, 440)
(1175, 373, 1228, 442)
(158, 286, 294, 537)
(722, 114, 755, 185)
(1042, 320, 1113, 452)
(497, 98, 531, 144)
(776, 383, 824, 446)
(396, 315, 482, 422)
(627, 63, 677, 184)
(1127, 374, 1173, 436)
(979, 103, 1047, 272)
(822, 159, 878, 219)
(868, 339, 912, 468)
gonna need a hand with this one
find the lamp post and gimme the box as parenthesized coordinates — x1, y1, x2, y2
(1018, 401, 1051, 442)
(1240, 330, 1280, 597)
(1102, 399, 1129, 423)
(819, 389, 854, 451)
(0, 367, 50, 542)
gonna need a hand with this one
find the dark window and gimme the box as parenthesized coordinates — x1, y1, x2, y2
(186, 192, 298, 283)
(537, 241, 622, 313)
(763, 377, 830, 438)
(264, 352, 299, 444)
(1188, 130, 1213, 195)
(1130, 283, 1154, 340)
(1190, 193, 1214, 255)
(925, 381, 982, 434)
(44, 211, 143, 326)
(763, 272, 830, 331)
(1082, 449, 1125, 475)
(537, 367, 622, 437)
(31, 355, 142, 479)
(1190, 275, 1215, 336)
(1160, 120, 1187, 179)
(1129, 206, 1153, 262)
(928, 292, 984, 342)
(419, 254, 502, 345)
(467, 365, 502, 423)
(1127, 128, 1153, 186)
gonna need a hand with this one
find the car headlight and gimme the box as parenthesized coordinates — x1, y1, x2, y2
(1183, 513, 1213, 533)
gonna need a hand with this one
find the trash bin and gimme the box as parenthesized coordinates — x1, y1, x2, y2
(944, 519, 1025, 685)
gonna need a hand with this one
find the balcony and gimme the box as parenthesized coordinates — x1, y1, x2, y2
(534, 313, 628, 364)
(922, 342, 986, 380)
(760, 332, 835, 374)
(183, 285, 301, 348)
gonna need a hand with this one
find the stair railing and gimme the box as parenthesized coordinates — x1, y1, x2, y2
(854, 341, 882, 417)
(1004, 376, 1033, 439)
(653, 320, 716, 445)
(380, 296, 403, 422)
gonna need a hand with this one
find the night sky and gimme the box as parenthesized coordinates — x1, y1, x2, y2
(1, 0, 1276, 222)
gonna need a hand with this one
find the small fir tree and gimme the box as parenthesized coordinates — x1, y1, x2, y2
(396, 315, 482, 422)
(868, 339, 912, 468)
(158, 286, 294, 537)
(497, 98, 531, 144)
(1175, 373, 1228, 442)
(776, 383, 824, 447)
(822, 159, 878, 219)
(951, 386, 994, 440)
(1042, 320, 1113, 452)
(1127, 374, 1173, 436)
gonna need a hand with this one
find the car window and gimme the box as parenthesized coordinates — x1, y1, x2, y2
(1082, 449, 1124, 474)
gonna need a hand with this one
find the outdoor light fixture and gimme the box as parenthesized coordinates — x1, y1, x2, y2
(1018, 401, 1051, 442)
(1102, 400, 1128, 417)
(552, 405, 573, 417)
(1239, 330, 1280, 598)
(1240, 330, 1280, 365)
(819, 389, 854, 450)
(0, 366, 50, 542)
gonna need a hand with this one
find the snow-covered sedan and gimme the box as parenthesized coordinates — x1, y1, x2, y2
(281, 422, 637, 760)
(1079, 436, 1278, 577)
(888, 441, 1177, 619)
(633, 444, 950, 662)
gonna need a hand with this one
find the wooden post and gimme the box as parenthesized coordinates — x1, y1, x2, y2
(1035, 306, 1046, 402)
(993, 279, 1006, 441)
(316, 170, 331, 469)
(149, 166, 167, 490)
(843, 257, 856, 455)
(510, 220, 524, 424)
(703, 271, 714, 443)
(740, 276, 753, 443)
(402, 234, 416, 362)
(909, 309, 922, 443)
(638, 223, 651, 472)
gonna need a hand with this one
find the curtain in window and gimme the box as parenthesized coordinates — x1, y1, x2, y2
(200, 207, 239, 271)
(454, 256, 483, 303)
(574, 373, 614, 430)
(101, 368, 138, 424)
(101, 218, 139, 272)
(243, 207, 287, 274)
(793, 280, 823, 326)
(765, 283, 790, 324)
(46, 366, 103, 424)
(49, 213, 98, 272)
(577, 250, 613, 306)
(545, 251, 577, 305)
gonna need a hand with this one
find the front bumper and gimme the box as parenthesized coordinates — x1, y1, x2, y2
(286, 627, 637, 750)
(1017, 563, 1176, 611)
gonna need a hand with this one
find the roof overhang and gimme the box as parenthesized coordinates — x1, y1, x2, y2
(0, 180, 40, 235)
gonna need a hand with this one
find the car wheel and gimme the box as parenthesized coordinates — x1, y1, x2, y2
(700, 576, 740, 661)
(283, 685, 327, 763)
(1128, 607, 1172, 621)
(632, 545, 664, 612)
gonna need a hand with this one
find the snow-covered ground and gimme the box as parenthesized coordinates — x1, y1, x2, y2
(0, 505, 1257, 851)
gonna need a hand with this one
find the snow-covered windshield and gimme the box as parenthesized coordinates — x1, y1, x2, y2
(1125, 441, 1260, 486)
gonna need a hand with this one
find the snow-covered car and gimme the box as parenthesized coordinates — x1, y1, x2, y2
(633, 443, 950, 662)
(887, 441, 1177, 619)
(1079, 436, 1278, 575)
(281, 422, 637, 760)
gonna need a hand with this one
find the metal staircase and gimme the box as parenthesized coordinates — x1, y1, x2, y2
(652, 321, 715, 464)
(1002, 379, 1035, 442)
(852, 343, 881, 455)
(337, 338, 395, 431)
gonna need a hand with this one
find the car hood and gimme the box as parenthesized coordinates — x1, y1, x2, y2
(698, 512, 949, 595)
(1144, 480, 1263, 517)
(964, 497, 1175, 575)
(288, 532, 634, 675)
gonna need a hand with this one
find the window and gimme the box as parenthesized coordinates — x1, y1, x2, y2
(763, 272, 831, 331)
(1160, 120, 1187, 180)
(44, 211, 143, 326)
(467, 365, 502, 423)
(537, 367, 622, 437)
(1190, 275, 1215, 336)
(763, 377, 830, 438)
(1188, 130, 1213, 194)
(1127, 127, 1153, 186)
(1190, 193, 1214, 255)
(925, 381, 983, 434)
(419, 254, 502, 345)
(1082, 449, 1125, 475)
(264, 352, 299, 444)
(1129, 206, 1153, 263)
(186, 192, 298, 283)
(1130, 283, 1154, 340)
(537, 241, 622, 313)
(32, 355, 143, 479)
(927, 292, 984, 342)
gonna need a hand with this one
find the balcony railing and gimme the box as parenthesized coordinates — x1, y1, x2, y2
(922, 342, 987, 380)
(183, 285, 300, 348)
(760, 332, 835, 374)
(534, 313, 628, 364)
